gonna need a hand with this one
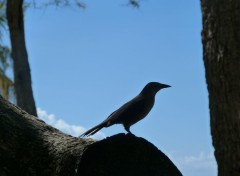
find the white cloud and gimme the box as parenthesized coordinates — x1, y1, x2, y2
(183, 152, 216, 170)
(168, 152, 217, 176)
(37, 107, 105, 140)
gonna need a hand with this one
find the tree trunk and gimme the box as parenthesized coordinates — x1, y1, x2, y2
(201, 0, 240, 175)
(0, 96, 182, 176)
(6, 0, 37, 116)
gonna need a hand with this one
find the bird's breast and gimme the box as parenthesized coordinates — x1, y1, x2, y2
(126, 97, 155, 125)
(138, 98, 154, 117)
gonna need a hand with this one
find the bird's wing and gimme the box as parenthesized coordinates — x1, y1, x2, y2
(80, 96, 143, 137)
(104, 95, 149, 124)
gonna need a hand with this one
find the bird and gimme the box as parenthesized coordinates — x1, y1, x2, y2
(80, 82, 171, 137)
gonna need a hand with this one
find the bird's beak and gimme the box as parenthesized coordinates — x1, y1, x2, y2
(161, 84, 171, 89)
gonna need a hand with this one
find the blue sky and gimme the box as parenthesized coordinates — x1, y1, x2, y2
(4, 0, 217, 175)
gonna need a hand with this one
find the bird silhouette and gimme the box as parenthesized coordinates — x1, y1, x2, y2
(80, 82, 170, 137)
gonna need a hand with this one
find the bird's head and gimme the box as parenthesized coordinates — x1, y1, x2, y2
(140, 82, 171, 96)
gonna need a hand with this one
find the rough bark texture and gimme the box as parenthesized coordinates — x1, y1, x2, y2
(0, 96, 182, 176)
(201, 0, 240, 175)
(6, 0, 37, 116)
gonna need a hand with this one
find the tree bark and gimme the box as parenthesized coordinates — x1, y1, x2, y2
(201, 0, 240, 175)
(0, 96, 182, 176)
(6, 0, 37, 116)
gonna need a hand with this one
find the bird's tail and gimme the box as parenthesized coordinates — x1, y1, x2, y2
(80, 122, 106, 137)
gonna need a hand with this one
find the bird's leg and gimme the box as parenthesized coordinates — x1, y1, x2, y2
(123, 124, 132, 134)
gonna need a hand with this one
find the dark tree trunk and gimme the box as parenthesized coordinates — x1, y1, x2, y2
(201, 0, 240, 175)
(0, 96, 182, 176)
(6, 0, 37, 116)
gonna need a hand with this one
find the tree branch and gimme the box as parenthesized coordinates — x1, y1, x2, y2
(0, 96, 182, 176)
